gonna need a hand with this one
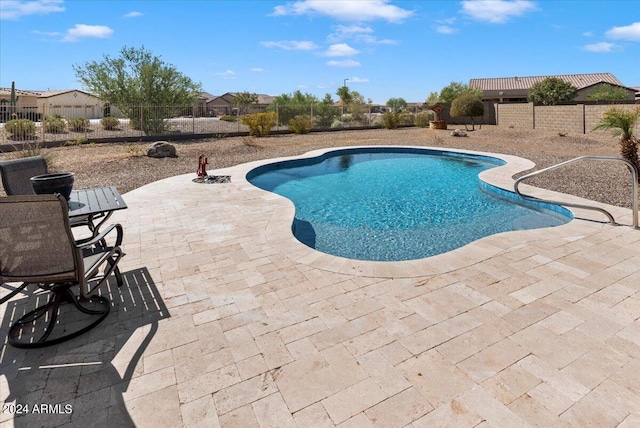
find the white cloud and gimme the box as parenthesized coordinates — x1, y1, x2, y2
(32, 29, 61, 37)
(323, 43, 360, 57)
(347, 76, 369, 83)
(61, 24, 113, 42)
(583, 31, 594, 37)
(605, 22, 640, 42)
(215, 70, 237, 79)
(327, 59, 361, 67)
(260, 40, 318, 50)
(328, 25, 397, 44)
(250, 68, 265, 72)
(1, 0, 64, 20)
(328, 24, 372, 42)
(437, 25, 457, 34)
(272, 0, 413, 23)
(583, 42, 615, 52)
(123, 11, 143, 18)
(461, 0, 536, 24)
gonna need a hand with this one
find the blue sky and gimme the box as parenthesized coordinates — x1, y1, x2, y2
(1, 0, 638, 104)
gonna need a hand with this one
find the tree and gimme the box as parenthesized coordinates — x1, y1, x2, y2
(269, 90, 318, 125)
(315, 93, 339, 128)
(593, 107, 640, 182)
(527, 77, 577, 105)
(450, 94, 484, 131)
(424, 91, 440, 107)
(74, 46, 202, 135)
(336, 86, 353, 114)
(439, 81, 482, 103)
(587, 83, 630, 102)
(233, 92, 258, 115)
(386, 97, 407, 113)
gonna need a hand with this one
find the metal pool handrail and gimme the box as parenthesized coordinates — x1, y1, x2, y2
(514, 155, 638, 229)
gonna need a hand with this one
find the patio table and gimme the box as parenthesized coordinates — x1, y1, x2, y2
(68, 186, 127, 236)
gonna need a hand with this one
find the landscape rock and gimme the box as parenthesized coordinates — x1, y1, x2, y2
(147, 141, 177, 158)
(451, 129, 467, 137)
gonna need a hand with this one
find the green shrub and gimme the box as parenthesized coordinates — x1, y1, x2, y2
(341, 113, 353, 123)
(415, 112, 431, 128)
(68, 117, 89, 132)
(219, 115, 237, 122)
(399, 112, 415, 126)
(288, 115, 315, 134)
(372, 117, 384, 127)
(382, 112, 400, 129)
(451, 94, 485, 130)
(240, 112, 276, 137)
(330, 120, 344, 129)
(43, 115, 66, 133)
(5, 119, 37, 140)
(101, 117, 120, 130)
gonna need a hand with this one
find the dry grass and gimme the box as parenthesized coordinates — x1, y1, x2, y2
(1, 125, 633, 208)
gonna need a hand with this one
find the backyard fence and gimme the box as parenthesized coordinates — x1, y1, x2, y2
(0, 103, 437, 145)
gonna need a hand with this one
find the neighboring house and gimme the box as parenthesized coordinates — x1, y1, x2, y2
(470, 73, 636, 103)
(207, 92, 276, 116)
(633, 87, 640, 100)
(0, 88, 40, 121)
(37, 89, 108, 118)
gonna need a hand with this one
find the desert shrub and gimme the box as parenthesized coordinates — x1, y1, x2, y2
(451, 94, 484, 130)
(415, 112, 431, 128)
(372, 117, 384, 127)
(219, 115, 237, 122)
(68, 117, 90, 132)
(382, 112, 400, 129)
(43, 115, 66, 133)
(5, 119, 37, 140)
(399, 112, 415, 126)
(101, 117, 120, 130)
(341, 114, 353, 123)
(241, 112, 276, 137)
(331, 120, 344, 129)
(288, 115, 315, 134)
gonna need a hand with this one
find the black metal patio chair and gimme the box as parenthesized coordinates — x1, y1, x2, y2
(0, 194, 125, 348)
(0, 155, 104, 231)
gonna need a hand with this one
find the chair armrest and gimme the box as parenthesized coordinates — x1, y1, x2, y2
(75, 223, 124, 248)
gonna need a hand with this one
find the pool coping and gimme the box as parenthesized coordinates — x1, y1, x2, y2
(208, 145, 635, 278)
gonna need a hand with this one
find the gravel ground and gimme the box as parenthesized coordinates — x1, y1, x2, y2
(0, 125, 635, 209)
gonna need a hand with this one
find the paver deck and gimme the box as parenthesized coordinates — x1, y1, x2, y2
(1, 147, 640, 427)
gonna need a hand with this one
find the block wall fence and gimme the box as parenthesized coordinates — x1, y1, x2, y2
(495, 102, 640, 135)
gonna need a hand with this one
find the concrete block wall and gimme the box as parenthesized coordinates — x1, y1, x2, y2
(534, 104, 583, 134)
(496, 102, 639, 135)
(585, 104, 640, 135)
(495, 103, 533, 128)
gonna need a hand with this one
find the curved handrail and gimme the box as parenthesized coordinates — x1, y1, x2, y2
(514, 155, 638, 229)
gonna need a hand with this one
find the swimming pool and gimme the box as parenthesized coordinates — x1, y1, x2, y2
(247, 147, 572, 261)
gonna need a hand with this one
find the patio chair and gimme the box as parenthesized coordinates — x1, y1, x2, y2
(0, 155, 104, 231)
(0, 194, 125, 348)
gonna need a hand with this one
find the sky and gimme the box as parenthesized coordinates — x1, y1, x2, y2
(0, 0, 638, 104)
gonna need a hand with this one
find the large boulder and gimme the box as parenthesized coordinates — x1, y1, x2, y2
(147, 141, 177, 158)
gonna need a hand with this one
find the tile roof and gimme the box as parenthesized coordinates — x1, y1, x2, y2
(0, 88, 42, 97)
(469, 73, 624, 91)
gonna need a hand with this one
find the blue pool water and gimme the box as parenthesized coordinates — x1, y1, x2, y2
(247, 148, 572, 261)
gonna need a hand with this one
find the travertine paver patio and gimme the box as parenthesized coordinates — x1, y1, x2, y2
(1, 146, 640, 427)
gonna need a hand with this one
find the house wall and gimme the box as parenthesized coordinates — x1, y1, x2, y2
(496, 102, 640, 134)
(41, 91, 104, 118)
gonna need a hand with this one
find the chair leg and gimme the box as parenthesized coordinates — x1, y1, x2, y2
(7, 288, 110, 348)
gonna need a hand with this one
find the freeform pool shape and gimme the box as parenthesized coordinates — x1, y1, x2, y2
(247, 147, 572, 261)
